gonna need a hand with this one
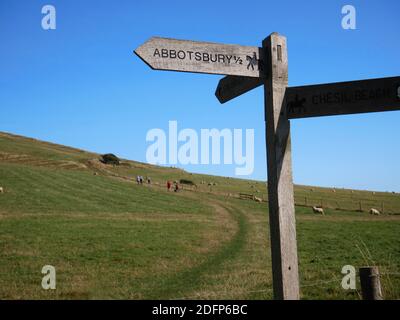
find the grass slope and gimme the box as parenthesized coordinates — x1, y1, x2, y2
(0, 131, 399, 299)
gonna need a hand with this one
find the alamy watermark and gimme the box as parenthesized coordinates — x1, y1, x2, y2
(41, 265, 56, 290)
(341, 265, 356, 290)
(341, 5, 356, 30)
(41, 5, 56, 30)
(146, 121, 254, 176)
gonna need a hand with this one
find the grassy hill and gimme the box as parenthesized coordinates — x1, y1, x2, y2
(0, 131, 399, 299)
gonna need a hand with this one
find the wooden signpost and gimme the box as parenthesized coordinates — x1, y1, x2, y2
(135, 33, 400, 300)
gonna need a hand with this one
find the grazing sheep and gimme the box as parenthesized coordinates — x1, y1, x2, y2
(0, 187, 3, 193)
(254, 196, 262, 203)
(369, 208, 380, 215)
(332, 189, 336, 193)
(312, 206, 324, 215)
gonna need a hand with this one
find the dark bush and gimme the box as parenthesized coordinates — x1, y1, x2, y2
(100, 153, 120, 165)
(179, 179, 195, 186)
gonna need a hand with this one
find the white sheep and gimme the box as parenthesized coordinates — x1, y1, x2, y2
(254, 196, 262, 203)
(369, 208, 380, 215)
(312, 206, 324, 215)
(0, 187, 3, 193)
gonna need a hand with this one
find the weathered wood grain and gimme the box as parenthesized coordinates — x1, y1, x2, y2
(135, 37, 263, 77)
(215, 75, 263, 103)
(359, 266, 383, 300)
(286, 76, 400, 119)
(263, 33, 300, 300)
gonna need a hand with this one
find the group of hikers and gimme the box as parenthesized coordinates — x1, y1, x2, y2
(136, 175, 151, 184)
(167, 180, 179, 192)
(135, 175, 180, 192)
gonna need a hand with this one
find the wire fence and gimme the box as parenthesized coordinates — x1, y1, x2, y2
(293, 196, 400, 215)
(174, 183, 400, 215)
(231, 191, 400, 215)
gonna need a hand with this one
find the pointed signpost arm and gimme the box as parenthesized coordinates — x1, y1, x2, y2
(263, 33, 300, 300)
(215, 75, 263, 104)
(134, 37, 262, 78)
(286, 76, 400, 119)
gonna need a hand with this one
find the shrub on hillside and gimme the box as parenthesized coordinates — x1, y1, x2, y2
(100, 153, 120, 165)
(179, 179, 196, 186)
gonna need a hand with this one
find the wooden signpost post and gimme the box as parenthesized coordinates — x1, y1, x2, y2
(262, 33, 299, 300)
(135, 33, 400, 300)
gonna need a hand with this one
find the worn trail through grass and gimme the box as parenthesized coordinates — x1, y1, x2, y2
(144, 201, 248, 299)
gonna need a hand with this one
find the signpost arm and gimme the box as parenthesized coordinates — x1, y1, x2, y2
(263, 33, 300, 300)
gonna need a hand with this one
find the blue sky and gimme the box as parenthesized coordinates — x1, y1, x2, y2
(0, 0, 399, 191)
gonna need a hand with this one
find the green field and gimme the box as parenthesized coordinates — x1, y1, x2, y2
(0, 131, 399, 299)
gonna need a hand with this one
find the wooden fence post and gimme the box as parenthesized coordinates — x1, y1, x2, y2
(359, 266, 383, 300)
(263, 32, 300, 300)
